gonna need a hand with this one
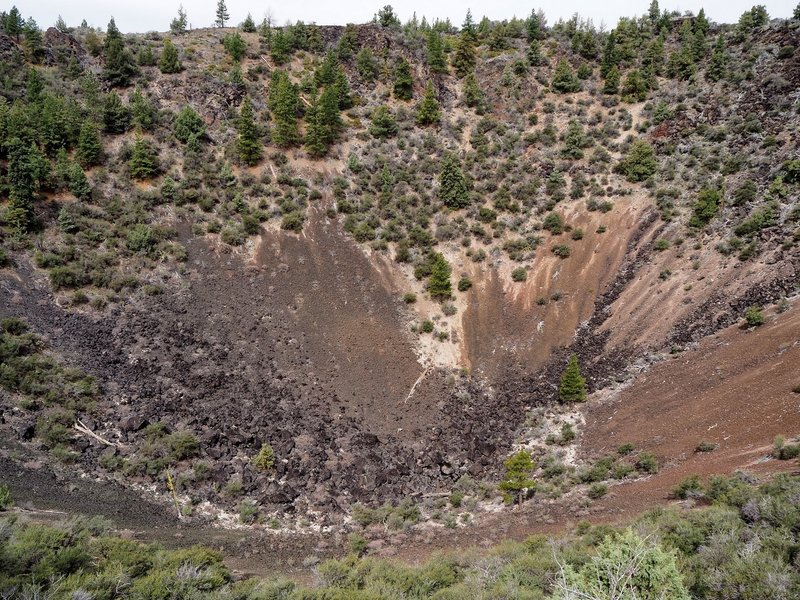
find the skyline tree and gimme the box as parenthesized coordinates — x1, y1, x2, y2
(215, 0, 229, 27)
(170, 5, 187, 34)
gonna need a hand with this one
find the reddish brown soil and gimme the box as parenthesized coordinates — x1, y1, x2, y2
(582, 301, 800, 504)
(462, 196, 650, 378)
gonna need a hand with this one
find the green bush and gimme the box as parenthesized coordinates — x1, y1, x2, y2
(511, 267, 527, 282)
(0, 483, 11, 510)
(636, 451, 659, 474)
(672, 475, 704, 499)
(588, 483, 608, 499)
(166, 432, 199, 460)
(689, 187, 722, 228)
(616, 140, 657, 182)
(744, 306, 764, 327)
(253, 443, 275, 470)
(552, 244, 571, 258)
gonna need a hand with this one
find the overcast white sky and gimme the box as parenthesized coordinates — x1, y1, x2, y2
(19, 1, 797, 33)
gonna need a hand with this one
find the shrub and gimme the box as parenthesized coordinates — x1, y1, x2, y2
(127, 224, 157, 254)
(253, 443, 275, 470)
(511, 267, 527, 282)
(239, 500, 258, 524)
(696, 441, 716, 453)
(348, 532, 368, 556)
(420, 320, 434, 333)
(672, 475, 703, 499)
(636, 451, 659, 474)
(552, 244, 571, 258)
(543, 212, 564, 234)
(403, 292, 417, 304)
(0, 483, 11, 510)
(689, 187, 722, 228)
(654, 238, 670, 251)
(744, 306, 764, 327)
(588, 483, 608, 499)
(167, 432, 199, 460)
(457, 276, 472, 292)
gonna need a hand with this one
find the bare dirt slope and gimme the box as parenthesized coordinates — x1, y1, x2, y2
(582, 301, 800, 499)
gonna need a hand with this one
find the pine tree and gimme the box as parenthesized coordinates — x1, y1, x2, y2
(314, 52, 337, 86)
(223, 32, 247, 61)
(428, 252, 452, 300)
(271, 29, 290, 64)
(237, 96, 261, 165)
(215, 0, 229, 27)
(131, 89, 156, 130)
(67, 162, 91, 200)
(76, 121, 102, 167)
(648, 0, 660, 24)
(303, 97, 326, 158)
(551, 59, 580, 93)
(603, 65, 620, 94)
(268, 71, 299, 148)
(23, 18, 44, 63)
(393, 59, 413, 100)
(159, 39, 182, 73)
(128, 136, 159, 179)
(462, 72, 484, 109)
(451, 34, 476, 78)
(102, 18, 138, 87)
(622, 69, 647, 102)
(137, 44, 156, 66)
(333, 68, 353, 110)
(174, 105, 205, 143)
(368, 105, 398, 138)
(559, 354, 587, 403)
(241, 13, 256, 33)
(706, 35, 726, 82)
(561, 120, 585, 159)
(695, 8, 710, 36)
(316, 86, 342, 146)
(499, 451, 536, 505)
(416, 82, 441, 126)
(4, 6, 23, 41)
(439, 153, 469, 209)
(102, 92, 131, 134)
(5, 138, 36, 233)
(487, 24, 509, 51)
(616, 139, 657, 182)
(461, 10, 477, 44)
(170, 5, 187, 34)
(304, 87, 342, 159)
(527, 11, 545, 65)
(356, 48, 379, 81)
(641, 37, 664, 88)
(426, 30, 447, 73)
(26, 68, 43, 102)
(600, 31, 617, 78)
